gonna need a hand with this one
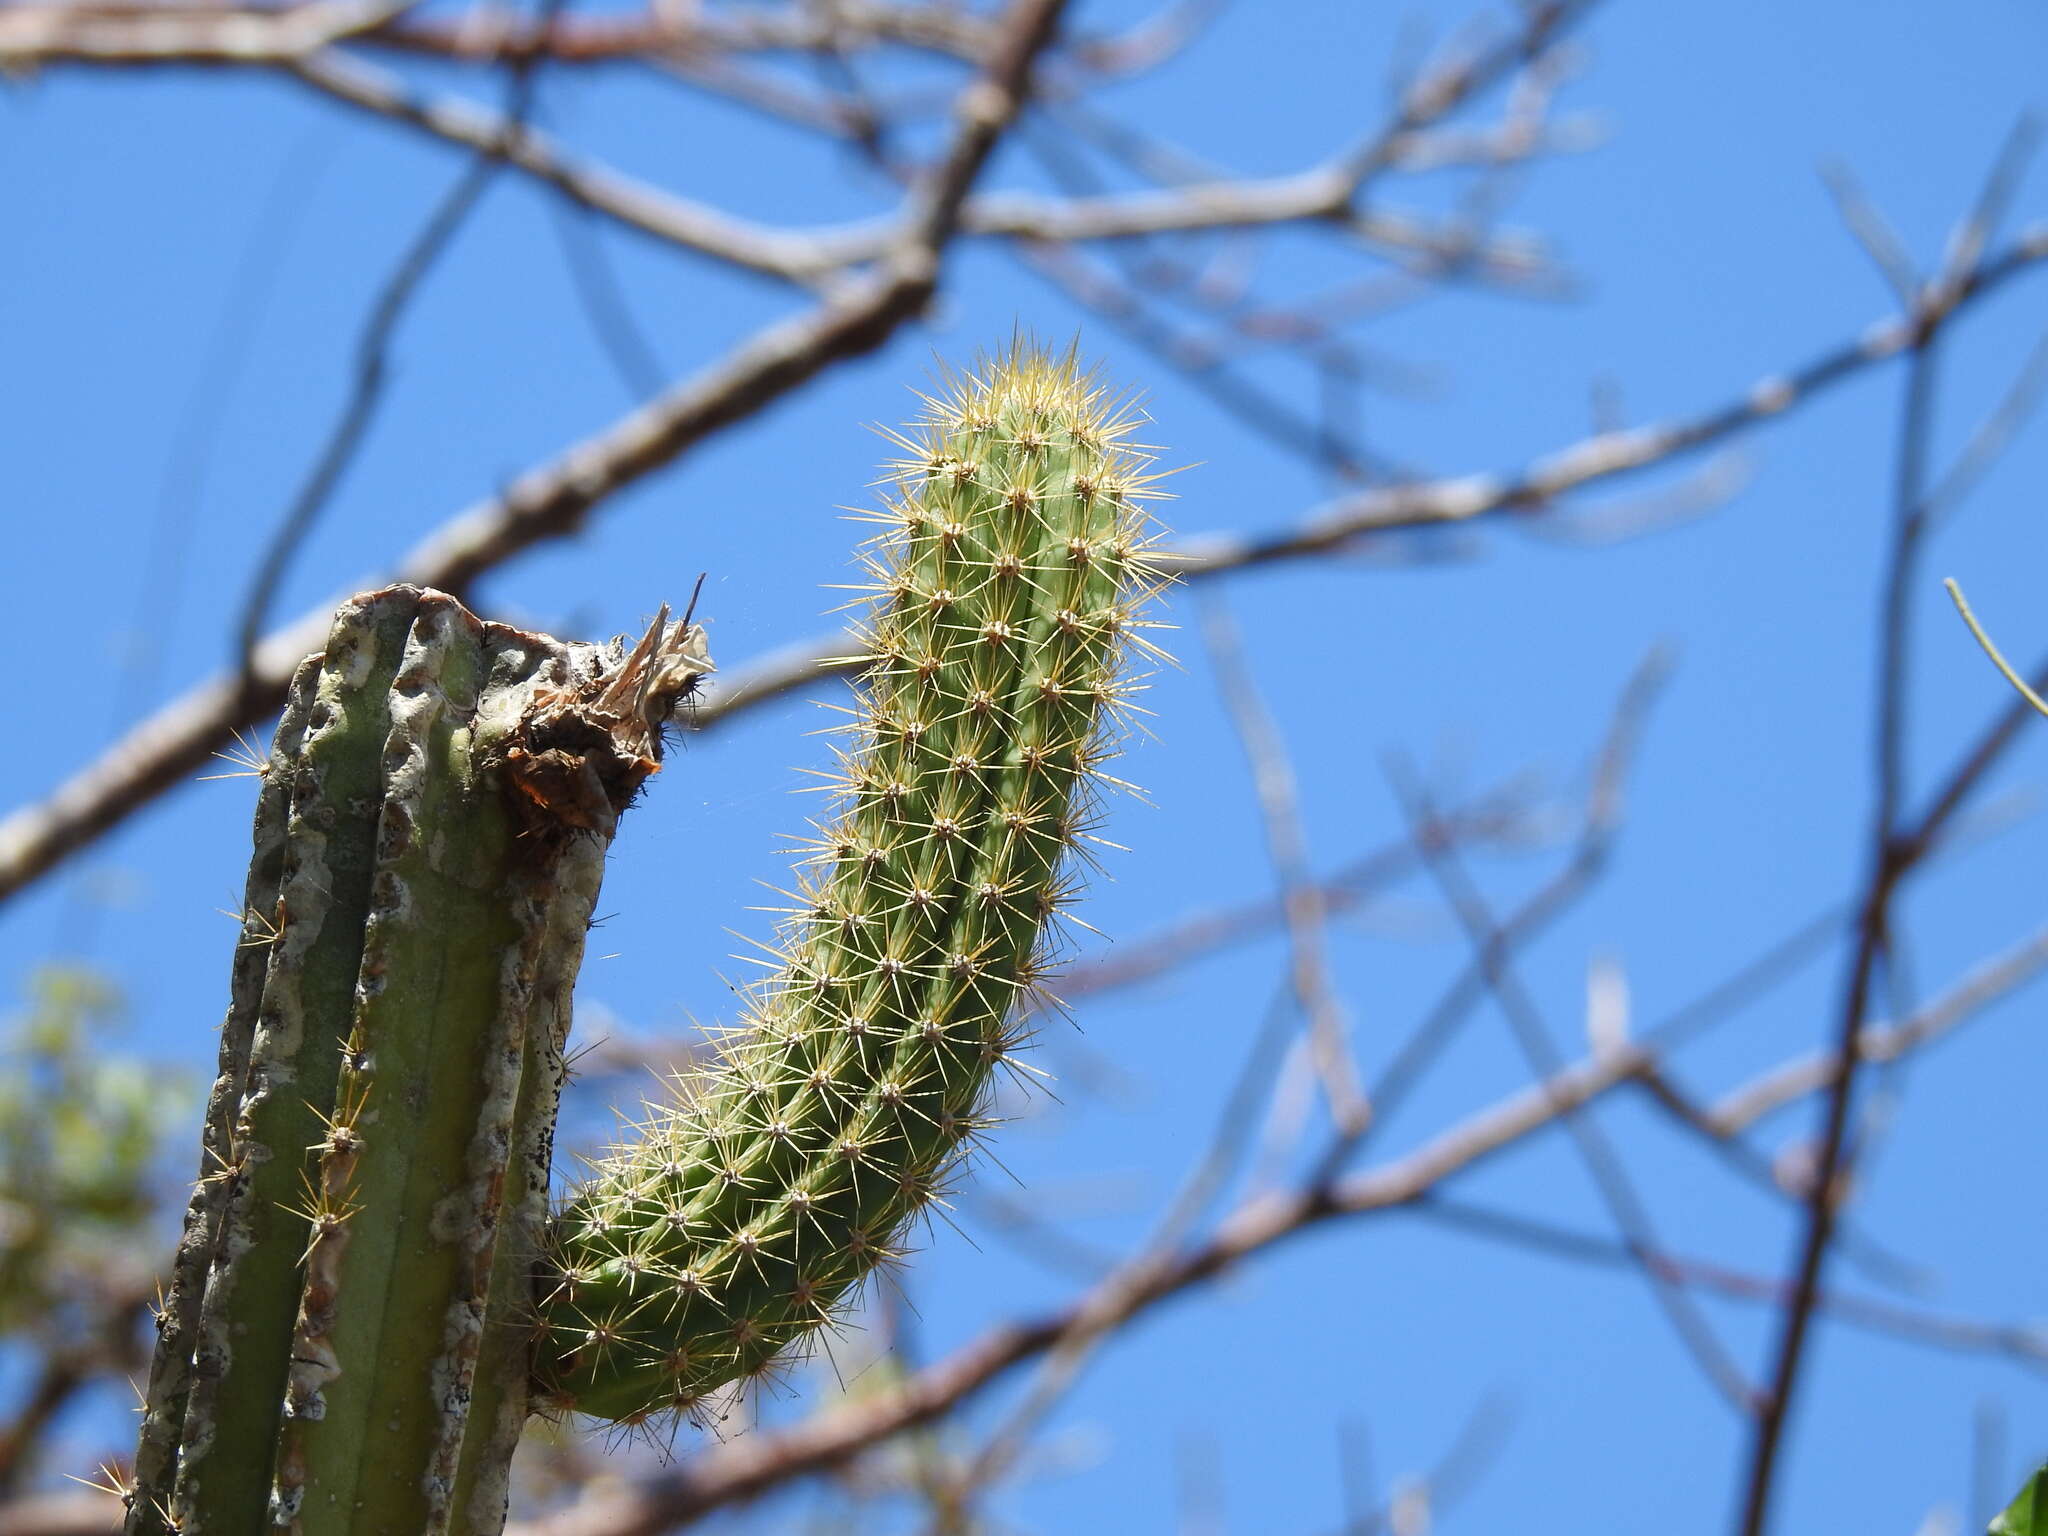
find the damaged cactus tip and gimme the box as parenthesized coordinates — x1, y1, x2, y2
(125, 593, 710, 1536)
(535, 340, 1175, 1427)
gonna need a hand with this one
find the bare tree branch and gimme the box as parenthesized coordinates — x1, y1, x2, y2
(5, 902, 2039, 1536)
(0, 0, 407, 65)
(0, 1, 995, 68)
(1200, 591, 1370, 1136)
(287, 49, 842, 285)
(500, 931, 2047, 1536)
(5, 230, 2043, 909)
(1384, 667, 1762, 1416)
(4, 2, 1568, 284)
(9, 10, 2045, 1535)
(1737, 127, 2045, 1529)
(1705, 916, 2048, 1138)
(1051, 776, 1544, 1008)
(1735, 338, 1935, 1536)
(0, 0, 1080, 906)
(1410, 1196, 2048, 1372)
(234, 0, 567, 686)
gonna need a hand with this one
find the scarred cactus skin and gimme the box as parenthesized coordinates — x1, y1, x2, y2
(126, 591, 710, 1536)
(537, 343, 1170, 1424)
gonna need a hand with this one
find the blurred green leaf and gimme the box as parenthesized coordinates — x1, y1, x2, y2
(1992, 1464, 2048, 1535)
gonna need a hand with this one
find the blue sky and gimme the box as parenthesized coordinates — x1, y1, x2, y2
(4, 1, 2048, 1531)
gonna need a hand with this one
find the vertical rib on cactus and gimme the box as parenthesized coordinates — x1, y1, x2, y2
(126, 668, 315, 1529)
(539, 342, 1170, 1424)
(127, 588, 710, 1536)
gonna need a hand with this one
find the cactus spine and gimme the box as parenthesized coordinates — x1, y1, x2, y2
(538, 343, 1168, 1423)
(128, 591, 709, 1536)
(130, 342, 1167, 1529)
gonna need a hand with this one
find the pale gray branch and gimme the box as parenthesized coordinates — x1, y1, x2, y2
(1705, 916, 2048, 1136)
(5, 231, 2044, 909)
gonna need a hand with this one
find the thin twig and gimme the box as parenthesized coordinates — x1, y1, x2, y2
(0, 1355, 91, 1496)
(1924, 330, 2048, 523)
(548, 196, 668, 401)
(1936, 118, 2041, 297)
(289, 48, 844, 286)
(1944, 583, 2048, 720)
(1630, 1065, 1928, 1292)
(1332, 660, 1670, 1181)
(1736, 173, 1961, 1530)
(1705, 914, 2048, 1137)
(1200, 591, 1371, 1136)
(1385, 734, 1760, 1415)
(1818, 160, 1919, 305)
(1312, 1397, 1514, 1536)
(1409, 1196, 2048, 1372)
(0, 0, 406, 63)
(233, 0, 568, 688)
(1050, 776, 1543, 1007)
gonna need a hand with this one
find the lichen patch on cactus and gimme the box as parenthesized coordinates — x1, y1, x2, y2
(537, 341, 1172, 1426)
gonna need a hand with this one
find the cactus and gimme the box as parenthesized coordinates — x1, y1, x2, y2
(536, 344, 1168, 1423)
(129, 342, 1167, 1531)
(128, 594, 711, 1536)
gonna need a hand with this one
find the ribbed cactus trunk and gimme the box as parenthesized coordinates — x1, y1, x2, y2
(127, 589, 711, 1536)
(130, 342, 1168, 1530)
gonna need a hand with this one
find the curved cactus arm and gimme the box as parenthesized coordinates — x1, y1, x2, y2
(539, 342, 1173, 1426)
(128, 341, 1168, 1531)
(128, 588, 710, 1536)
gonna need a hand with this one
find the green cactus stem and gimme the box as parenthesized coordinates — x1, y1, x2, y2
(131, 342, 1169, 1535)
(127, 588, 710, 1536)
(537, 343, 1171, 1425)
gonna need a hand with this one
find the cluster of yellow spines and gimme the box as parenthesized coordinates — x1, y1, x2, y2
(538, 344, 1172, 1423)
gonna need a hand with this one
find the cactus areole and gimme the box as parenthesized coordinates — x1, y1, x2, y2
(129, 344, 1168, 1534)
(127, 590, 712, 1536)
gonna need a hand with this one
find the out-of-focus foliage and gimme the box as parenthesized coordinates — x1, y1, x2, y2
(0, 969, 184, 1440)
(1993, 1465, 2048, 1536)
